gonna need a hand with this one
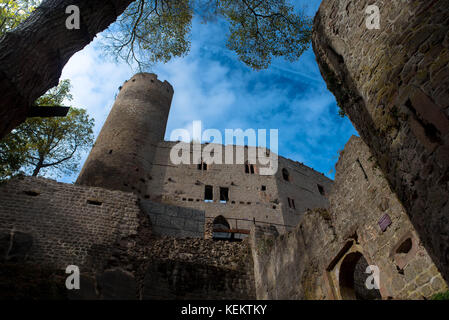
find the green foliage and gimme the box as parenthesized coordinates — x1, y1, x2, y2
(430, 290, 449, 300)
(6, 0, 312, 70)
(0, 80, 94, 180)
(103, 0, 312, 70)
(219, 0, 312, 70)
(103, 0, 193, 68)
(0, 0, 38, 36)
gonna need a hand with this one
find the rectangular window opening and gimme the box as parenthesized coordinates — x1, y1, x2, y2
(317, 184, 325, 196)
(23, 190, 39, 197)
(87, 199, 103, 206)
(219, 187, 229, 203)
(204, 185, 213, 201)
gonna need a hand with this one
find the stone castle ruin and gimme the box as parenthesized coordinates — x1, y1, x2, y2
(0, 0, 448, 300)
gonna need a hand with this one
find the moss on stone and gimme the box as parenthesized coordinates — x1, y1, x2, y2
(430, 290, 449, 300)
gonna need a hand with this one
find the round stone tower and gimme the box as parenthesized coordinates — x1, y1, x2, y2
(76, 73, 173, 195)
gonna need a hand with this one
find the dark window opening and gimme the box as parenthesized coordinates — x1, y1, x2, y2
(282, 168, 290, 181)
(220, 187, 229, 203)
(245, 161, 255, 174)
(396, 238, 412, 254)
(204, 185, 213, 202)
(87, 200, 102, 206)
(261, 185, 266, 191)
(108, 150, 113, 154)
(287, 197, 295, 209)
(23, 190, 39, 197)
(198, 161, 208, 171)
(318, 184, 325, 196)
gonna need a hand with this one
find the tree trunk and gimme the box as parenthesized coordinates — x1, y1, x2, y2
(32, 156, 44, 176)
(0, 0, 135, 139)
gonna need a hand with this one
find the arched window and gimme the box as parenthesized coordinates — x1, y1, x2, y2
(282, 168, 290, 181)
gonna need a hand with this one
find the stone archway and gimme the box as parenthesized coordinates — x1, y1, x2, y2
(338, 251, 382, 300)
(212, 215, 232, 240)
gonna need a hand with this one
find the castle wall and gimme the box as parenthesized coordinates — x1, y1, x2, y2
(0, 176, 255, 299)
(140, 199, 205, 238)
(251, 137, 448, 300)
(61, 238, 256, 300)
(145, 141, 332, 235)
(312, 0, 449, 282)
(276, 156, 331, 229)
(0, 176, 144, 271)
(139, 238, 255, 299)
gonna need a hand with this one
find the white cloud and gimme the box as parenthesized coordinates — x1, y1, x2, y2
(57, 1, 357, 183)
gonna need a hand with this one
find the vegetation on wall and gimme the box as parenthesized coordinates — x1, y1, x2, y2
(0, 80, 94, 180)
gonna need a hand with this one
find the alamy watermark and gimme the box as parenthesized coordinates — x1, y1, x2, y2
(365, 265, 380, 290)
(65, 5, 80, 30)
(366, 5, 380, 30)
(65, 265, 80, 290)
(169, 121, 279, 175)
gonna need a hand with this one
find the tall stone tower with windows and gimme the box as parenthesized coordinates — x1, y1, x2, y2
(76, 73, 173, 195)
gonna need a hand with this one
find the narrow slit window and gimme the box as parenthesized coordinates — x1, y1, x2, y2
(287, 197, 295, 209)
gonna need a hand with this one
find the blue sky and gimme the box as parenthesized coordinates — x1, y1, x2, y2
(60, 0, 357, 183)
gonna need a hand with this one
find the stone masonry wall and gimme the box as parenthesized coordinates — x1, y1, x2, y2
(139, 237, 255, 299)
(0, 176, 255, 299)
(70, 237, 256, 300)
(312, 0, 449, 281)
(146, 141, 332, 235)
(0, 176, 143, 271)
(252, 136, 448, 300)
(139, 199, 205, 238)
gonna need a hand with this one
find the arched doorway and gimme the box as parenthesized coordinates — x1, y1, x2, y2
(212, 216, 232, 240)
(338, 252, 382, 300)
